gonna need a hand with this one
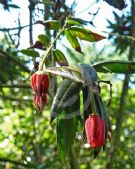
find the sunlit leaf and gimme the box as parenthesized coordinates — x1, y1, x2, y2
(66, 19, 83, 26)
(53, 49, 68, 66)
(68, 26, 106, 42)
(66, 17, 90, 26)
(64, 30, 83, 54)
(38, 34, 50, 46)
(20, 49, 40, 57)
(45, 66, 83, 83)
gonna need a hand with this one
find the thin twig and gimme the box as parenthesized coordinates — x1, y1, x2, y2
(0, 84, 31, 88)
(0, 25, 30, 32)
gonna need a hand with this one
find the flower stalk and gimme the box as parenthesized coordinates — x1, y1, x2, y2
(38, 23, 67, 71)
(91, 91, 96, 115)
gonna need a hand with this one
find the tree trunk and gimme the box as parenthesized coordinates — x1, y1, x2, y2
(105, 1, 135, 168)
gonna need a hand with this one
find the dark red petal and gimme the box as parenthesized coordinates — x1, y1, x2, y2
(31, 73, 37, 92)
(41, 74, 49, 94)
(100, 119, 105, 145)
(36, 74, 45, 94)
(85, 115, 96, 145)
(39, 94, 47, 112)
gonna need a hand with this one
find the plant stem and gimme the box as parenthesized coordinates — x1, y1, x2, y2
(38, 23, 67, 71)
(91, 91, 96, 114)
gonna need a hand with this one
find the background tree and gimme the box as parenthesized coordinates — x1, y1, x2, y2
(0, 0, 135, 169)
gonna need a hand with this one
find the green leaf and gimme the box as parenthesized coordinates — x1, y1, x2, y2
(50, 79, 82, 122)
(64, 30, 83, 54)
(36, 20, 60, 30)
(66, 19, 83, 26)
(66, 17, 90, 26)
(57, 116, 78, 160)
(68, 26, 106, 42)
(53, 49, 68, 66)
(92, 60, 135, 74)
(45, 66, 83, 83)
(20, 49, 40, 57)
(78, 64, 98, 83)
(50, 79, 81, 159)
(38, 34, 50, 46)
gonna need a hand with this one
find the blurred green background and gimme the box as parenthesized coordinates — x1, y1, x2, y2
(0, 0, 134, 169)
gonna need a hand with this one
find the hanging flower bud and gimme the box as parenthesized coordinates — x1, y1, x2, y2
(85, 115, 105, 148)
(31, 72, 49, 112)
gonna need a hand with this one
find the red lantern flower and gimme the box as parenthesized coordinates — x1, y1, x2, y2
(31, 72, 49, 112)
(85, 115, 105, 148)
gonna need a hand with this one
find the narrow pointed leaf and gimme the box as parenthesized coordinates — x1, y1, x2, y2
(35, 20, 60, 30)
(64, 30, 83, 54)
(53, 49, 69, 66)
(38, 34, 50, 46)
(92, 61, 135, 74)
(66, 17, 90, 25)
(20, 49, 40, 57)
(68, 27, 106, 42)
(66, 18, 83, 26)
